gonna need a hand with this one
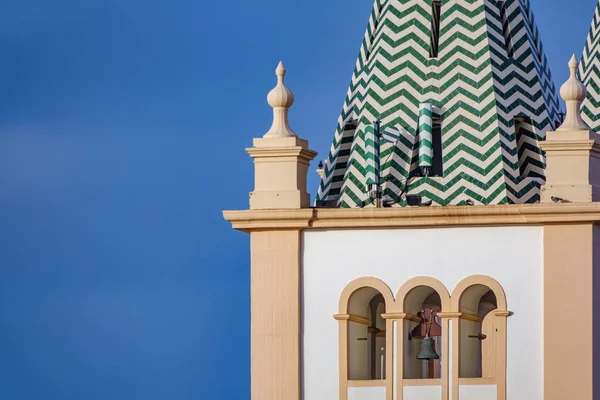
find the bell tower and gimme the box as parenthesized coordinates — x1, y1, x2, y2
(223, 3, 600, 400)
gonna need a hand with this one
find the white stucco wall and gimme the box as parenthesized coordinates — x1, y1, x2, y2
(347, 386, 385, 400)
(459, 385, 497, 400)
(302, 226, 543, 400)
(403, 385, 442, 400)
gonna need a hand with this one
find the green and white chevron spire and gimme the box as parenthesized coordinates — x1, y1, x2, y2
(578, 0, 600, 132)
(316, 0, 561, 208)
(382, 125, 404, 143)
(418, 103, 433, 177)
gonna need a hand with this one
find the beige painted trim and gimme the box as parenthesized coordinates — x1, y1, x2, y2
(396, 319, 404, 400)
(386, 319, 393, 400)
(223, 203, 600, 232)
(450, 316, 460, 400)
(437, 311, 489, 322)
(246, 145, 318, 162)
(459, 313, 482, 322)
(338, 277, 396, 314)
(450, 275, 508, 400)
(334, 276, 511, 400)
(543, 224, 594, 400)
(381, 312, 421, 322)
(396, 276, 451, 313)
(338, 277, 394, 400)
(224, 209, 314, 231)
(459, 378, 496, 385)
(450, 275, 508, 312)
(338, 319, 348, 400)
(381, 313, 419, 322)
(394, 276, 451, 400)
(250, 230, 302, 400)
(436, 312, 461, 319)
(348, 315, 372, 325)
(538, 138, 600, 153)
(403, 379, 443, 386)
(441, 317, 449, 400)
(381, 312, 404, 320)
(495, 314, 508, 400)
(348, 380, 386, 387)
(493, 310, 511, 317)
(333, 313, 374, 327)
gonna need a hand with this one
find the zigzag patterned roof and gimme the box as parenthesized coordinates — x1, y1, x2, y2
(316, 0, 561, 208)
(578, 0, 600, 132)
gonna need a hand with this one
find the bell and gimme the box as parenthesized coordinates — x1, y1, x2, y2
(417, 336, 440, 360)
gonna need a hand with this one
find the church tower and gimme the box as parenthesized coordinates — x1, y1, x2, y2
(315, 0, 561, 207)
(224, 2, 600, 400)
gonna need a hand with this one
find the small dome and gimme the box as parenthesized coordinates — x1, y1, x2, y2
(267, 62, 295, 108)
(263, 62, 297, 137)
(560, 55, 587, 102)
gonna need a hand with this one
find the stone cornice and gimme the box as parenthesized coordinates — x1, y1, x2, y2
(246, 146, 318, 164)
(222, 203, 600, 232)
(539, 138, 600, 158)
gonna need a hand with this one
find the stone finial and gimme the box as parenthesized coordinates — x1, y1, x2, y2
(557, 55, 590, 131)
(316, 160, 325, 177)
(264, 62, 297, 137)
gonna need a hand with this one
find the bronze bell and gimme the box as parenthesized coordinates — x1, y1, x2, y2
(411, 309, 441, 361)
(417, 336, 440, 360)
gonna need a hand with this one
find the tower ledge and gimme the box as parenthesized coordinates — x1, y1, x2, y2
(223, 202, 600, 232)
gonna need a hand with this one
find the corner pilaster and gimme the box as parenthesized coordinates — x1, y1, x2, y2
(244, 63, 316, 400)
(250, 230, 302, 400)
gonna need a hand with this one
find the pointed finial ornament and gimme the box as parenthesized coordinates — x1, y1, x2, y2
(264, 62, 297, 137)
(558, 55, 590, 131)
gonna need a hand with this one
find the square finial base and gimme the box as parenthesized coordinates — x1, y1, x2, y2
(246, 136, 318, 210)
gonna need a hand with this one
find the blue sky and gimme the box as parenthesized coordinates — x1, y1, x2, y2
(0, 0, 596, 399)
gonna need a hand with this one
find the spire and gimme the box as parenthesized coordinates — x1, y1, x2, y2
(315, 0, 559, 208)
(264, 62, 296, 138)
(558, 56, 590, 131)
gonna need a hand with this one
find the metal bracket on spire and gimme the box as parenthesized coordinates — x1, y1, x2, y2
(418, 103, 434, 178)
(358, 119, 433, 208)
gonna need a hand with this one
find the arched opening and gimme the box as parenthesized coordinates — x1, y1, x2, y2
(403, 286, 443, 379)
(459, 285, 498, 378)
(347, 287, 387, 380)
